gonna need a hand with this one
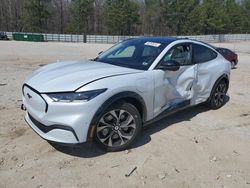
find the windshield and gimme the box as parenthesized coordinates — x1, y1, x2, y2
(95, 39, 169, 70)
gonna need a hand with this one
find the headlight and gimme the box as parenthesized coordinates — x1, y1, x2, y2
(47, 89, 107, 102)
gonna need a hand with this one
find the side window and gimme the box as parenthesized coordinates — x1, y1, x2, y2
(108, 46, 135, 58)
(193, 44, 217, 63)
(162, 44, 192, 65)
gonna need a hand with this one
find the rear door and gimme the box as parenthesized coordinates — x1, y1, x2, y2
(153, 43, 197, 116)
(192, 43, 220, 104)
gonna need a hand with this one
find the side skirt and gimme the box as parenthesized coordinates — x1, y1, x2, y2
(144, 100, 191, 126)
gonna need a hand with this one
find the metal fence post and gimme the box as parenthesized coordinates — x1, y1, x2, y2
(83, 34, 87, 43)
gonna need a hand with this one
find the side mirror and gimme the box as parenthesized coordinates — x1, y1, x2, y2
(158, 60, 180, 71)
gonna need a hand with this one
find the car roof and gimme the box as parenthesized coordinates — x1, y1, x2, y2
(126, 36, 178, 44)
(127, 36, 215, 47)
(124, 37, 219, 51)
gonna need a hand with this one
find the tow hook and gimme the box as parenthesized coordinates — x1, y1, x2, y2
(21, 104, 26, 111)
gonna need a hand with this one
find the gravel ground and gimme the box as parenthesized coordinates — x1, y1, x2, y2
(0, 41, 250, 188)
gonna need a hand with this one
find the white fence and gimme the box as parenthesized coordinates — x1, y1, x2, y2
(180, 34, 250, 42)
(3, 32, 250, 43)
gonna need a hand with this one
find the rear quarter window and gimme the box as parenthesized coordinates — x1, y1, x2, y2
(193, 44, 217, 63)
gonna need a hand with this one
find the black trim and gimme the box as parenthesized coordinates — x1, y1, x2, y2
(42, 88, 108, 97)
(144, 100, 191, 126)
(28, 113, 79, 141)
(22, 84, 49, 112)
(87, 91, 147, 141)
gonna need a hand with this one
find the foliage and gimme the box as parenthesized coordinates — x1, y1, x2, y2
(71, 0, 95, 34)
(142, 0, 165, 35)
(22, 0, 51, 33)
(163, 0, 200, 35)
(104, 0, 140, 35)
(1, 0, 250, 35)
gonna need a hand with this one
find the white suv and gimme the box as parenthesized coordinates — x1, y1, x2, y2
(22, 37, 230, 151)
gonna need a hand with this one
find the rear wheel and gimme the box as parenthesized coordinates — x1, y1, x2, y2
(95, 102, 142, 151)
(207, 80, 228, 109)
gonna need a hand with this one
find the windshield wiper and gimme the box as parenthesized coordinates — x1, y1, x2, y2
(90, 57, 98, 61)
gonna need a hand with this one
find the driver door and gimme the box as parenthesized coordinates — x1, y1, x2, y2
(153, 43, 197, 117)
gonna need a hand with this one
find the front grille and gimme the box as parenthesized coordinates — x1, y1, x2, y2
(23, 84, 48, 112)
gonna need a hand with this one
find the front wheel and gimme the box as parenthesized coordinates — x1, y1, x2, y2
(207, 80, 228, 109)
(95, 102, 142, 152)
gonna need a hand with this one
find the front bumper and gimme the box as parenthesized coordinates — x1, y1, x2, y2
(25, 112, 80, 143)
(22, 84, 102, 144)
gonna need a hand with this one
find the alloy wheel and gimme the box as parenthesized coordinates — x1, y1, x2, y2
(96, 109, 136, 147)
(213, 82, 227, 107)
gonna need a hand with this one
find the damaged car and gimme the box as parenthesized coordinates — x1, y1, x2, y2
(22, 37, 231, 151)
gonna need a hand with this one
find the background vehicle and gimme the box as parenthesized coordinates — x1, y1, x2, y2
(216, 47, 238, 69)
(22, 37, 231, 151)
(0, 32, 9, 40)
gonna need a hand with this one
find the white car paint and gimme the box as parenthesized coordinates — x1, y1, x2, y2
(26, 60, 143, 92)
(22, 38, 230, 144)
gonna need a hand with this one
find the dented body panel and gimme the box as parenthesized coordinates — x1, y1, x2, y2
(153, 64, 196, 117)
(194, 56, 230, 104)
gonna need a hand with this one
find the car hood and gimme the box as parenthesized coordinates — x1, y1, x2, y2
(25, 59, 143, 92)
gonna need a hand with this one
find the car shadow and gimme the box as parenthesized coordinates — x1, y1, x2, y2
(133, 95, 230, 149)
(50, 96, 230, 158)
(49, 141, 106, 158)
(131, 105, 210, 149)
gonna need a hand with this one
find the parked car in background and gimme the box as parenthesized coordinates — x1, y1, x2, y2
(21, 37, 231, 151)
(216, 47, 238, 69)
(0, 32, 9, 40)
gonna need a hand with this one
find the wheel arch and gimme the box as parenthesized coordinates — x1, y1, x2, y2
(208, 73, 229, 102)
(87, 91, 147, 141)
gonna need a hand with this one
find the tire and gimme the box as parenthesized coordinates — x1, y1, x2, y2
(207, 80, 228, 109)
(95, 101, 142, 152)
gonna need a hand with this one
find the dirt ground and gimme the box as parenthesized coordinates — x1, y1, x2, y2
(0, 41, 250, 188)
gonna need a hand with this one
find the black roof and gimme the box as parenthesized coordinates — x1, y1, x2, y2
(127, 36, 178, 43)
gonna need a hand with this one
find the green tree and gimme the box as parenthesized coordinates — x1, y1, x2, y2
(70, 0, 94, 34)
(142, 0, 166, 35)
(242, 0, 250, 33)
(204, 0, 229, 34)
(22, 0, 51, 32)
(186, 0, 229, 35)
(104, 0, 140, 35)
(184, 4, 205, 34)
(224, 0, 247, 33)
(162, 0, 199, 35)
